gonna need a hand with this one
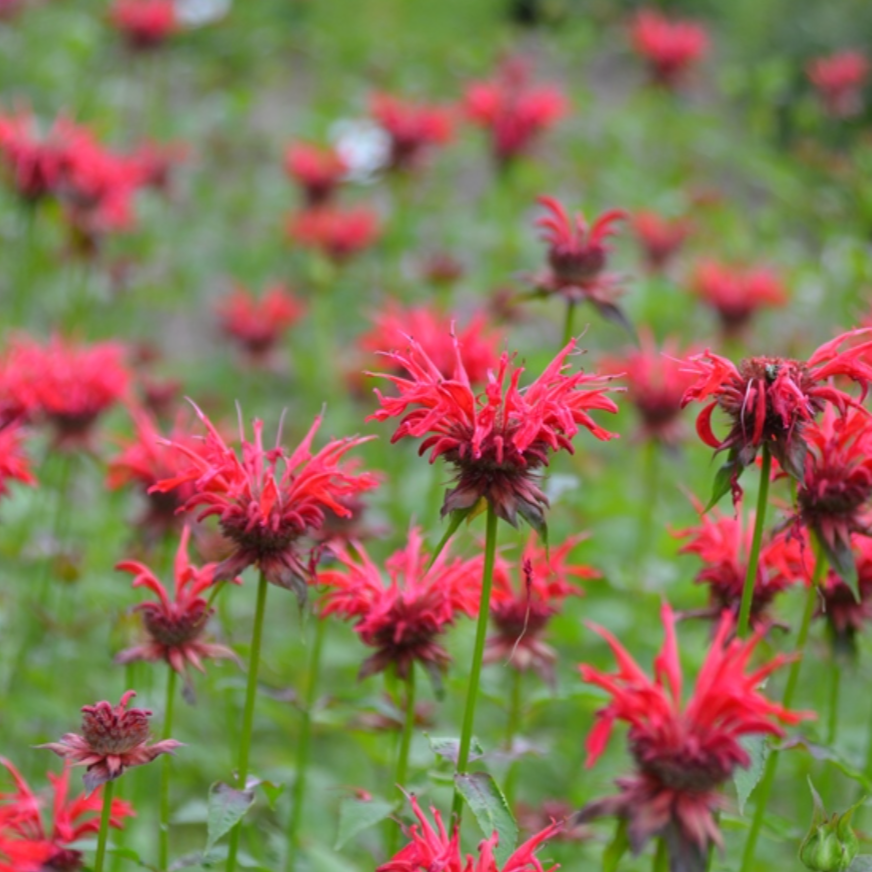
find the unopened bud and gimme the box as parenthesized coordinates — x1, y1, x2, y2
(799, 778, 861, 872)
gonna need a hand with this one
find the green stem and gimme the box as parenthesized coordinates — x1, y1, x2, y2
(503, 668, 523, 807)
(387, 663, 417, 855)
(225, 572, 269, 872)
(826, 656, 841, 746)
(561, 300, 577, 349)
(653, 837, 669, 872)
(160, 668, 178, 871)
(737, 445, 771, 638)
(451, 502, 499, 822)
(739, 540, 825, 872)
(636, 438, 660, 566)
(94, 779, 115, 872)
(285, 615, 327, 871)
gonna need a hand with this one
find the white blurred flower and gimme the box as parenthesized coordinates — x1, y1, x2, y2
(330, 119, 390, 183)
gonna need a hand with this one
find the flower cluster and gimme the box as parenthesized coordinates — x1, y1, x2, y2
(286, 205, 381, 263)
(370, 93, 454, 171)
(632, 210, 691, 273)
(630, 10, 710, 89)
(807, 51, 869, 118)
(284, 142, 347, 207)
(109, 0, 179, 50)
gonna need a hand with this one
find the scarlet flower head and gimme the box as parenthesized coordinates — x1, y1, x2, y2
(807, 51, 869, 118)
(578, 604, 809, 862)
(485, 533, 598, 684)
(358, 303, 504, 385)
(109, 0, 179, 50)
(0, 420, 36, 500)
(463, 58, 568, 166)
(0, 758, 133, 872)
(690, 260, 788, 336)
(284, 142, 348, 207)
(368, 337, 620, 532)
(0, 109, 66, 201)
(286, 205, 381, 263)
(318, 528, 481, 682)
(216, 283, 305, 364)
(631, 211, 691, 273)
(378, 795, 560, 872)
(630, 10, 710, 89)
(370, 93, 454, 171)
(150, 404, 379, 602)
(115, 526, 239, 688)
(37, 691, 181, 793)
(681, 330, 872, 502)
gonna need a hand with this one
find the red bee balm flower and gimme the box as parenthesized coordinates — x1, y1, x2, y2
(318, 528, 481, 682)
(368, 337, 620, 531)
(115, 526, 239, 684)
(216, 283, 305, 363)
(680, 331, 872, 499)
(630, 10, 710, 89)
(379, 795, 560, 872)
(808, 51, 869, 118)
(0, 420, 36, 499)
(816, 535, 872, 656)
(286, 206, 381, 263)
(0, 110, 66, 201)
(150, 406, 379, 601)
(37, 691, 181, 793)
(284, 142, 347, 207)
(578, 604, 809, 863)
(0, 759, 133, 872)
(109, 0, 178, 50)
(632, 211, 691, 273)
(485, 533, 597, 684)
(370, 93, 454, 171)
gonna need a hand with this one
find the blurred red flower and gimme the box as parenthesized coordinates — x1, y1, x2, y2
(630, 10, 709, 89)
(0, 110, 66, 201)
(368, 336, 620, 531)
(578, 604, 809, 863)
(0, 420, 35, 499)
(370, 93, 454, 171)
(284, 142, 347, 207)
(286, 205, 381, 263)
(807, 51, 869, 118)
(109, 0, 179, 50)
(631, 211, 691, 273)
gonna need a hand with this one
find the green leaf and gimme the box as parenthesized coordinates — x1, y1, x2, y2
(427, 734, 484, 764)
(258, 780, 285, 811)
(107, 846, 158, 870)
(335, 796, 396, 850)
(819, 534, 860, 602)
(734, 735, 770, 815)
(603, 819, 630, 872)
(455, 772, 518, 867)
(705, 458, 738, 511)
(427, 506, 474, 570)
(779, 737, 872, 792)
(205, 782, 256, 853)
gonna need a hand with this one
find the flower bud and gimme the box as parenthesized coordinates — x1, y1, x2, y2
(799, 778, 861, 872)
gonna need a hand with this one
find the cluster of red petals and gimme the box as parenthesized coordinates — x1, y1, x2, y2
(631, 211, 691, 273)
(681, 330, 872, 492)
(629, 10, 710, 89)
(115, 525, 239, 683)
(3, 336, 131, 449)
(318, 528, 481, 680)
(485, 533, 597, 684)
(357, 303, 503, 384)
(368, 337, 620, 530)
(0, 110, 66, 201)
(150, 405, 378, 599)
(370, 93, 454, 171)
(463, 59, 567, 165)
(807, 50, 869, 118)
(0, 758, 133, 872)
(0, 420, 35, 500)
(37, 691, 181, 794)
(216, 283, 305, 362)
(284, 142, 347, 207)
(690, 260, 787, 335)
(378, 795, 560, 872)
(674, 506, 800, 624)
(601, 330, 697, 446)
(578, 604, 809, 859)
(109, 0, 179, 50)
(286, 205, 381, 263)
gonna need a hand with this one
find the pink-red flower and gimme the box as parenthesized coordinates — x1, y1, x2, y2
(150, 405, 379, 601)
(379, 795, 560, 872)
(0, 419, 35, 500)
(37, 691, 181, 793)
(286, 205, 381, 263)
(681, 330, 872, 499)
(0, 109, 66, 201)
(216, 282, 305, 364)
(485, 533, 597, 684)
(284, 142, 347, 207)
(109, 0, 179, 50)
(807, 51, 869, 118)
(463, 58, 567, 166)
(690, 261, 787, 336)
(816, 535, 872, 655)
(368, 337, 620, 531)
(115, 526, 239, 688)
(318, 528, 481, 682)
(370, 93, 454, 171)
(632, 211, 691, 273)
(578, 604, 809, 863)
(0, 759, 133, 872)
(630, 10, 710, 89)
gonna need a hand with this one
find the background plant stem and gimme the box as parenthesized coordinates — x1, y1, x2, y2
(737, 445, 771, 638)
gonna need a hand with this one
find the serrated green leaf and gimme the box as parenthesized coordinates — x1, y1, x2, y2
(455, 772, 518, 867)
(734, 735, 769, 815)
(334, 796, 395, 849)
(205, 782, 255, 852)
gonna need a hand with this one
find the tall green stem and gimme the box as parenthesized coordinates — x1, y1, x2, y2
(737, 445, 771, 638)
(826, 657, 841, 746)
(94, 779, 115, 872)
(739, 540, 825, 872)
(387, 663, 417, 855)
(636, 438, 660, 566)
(226, 572, 269, 872)
(451, 503, 499, 821)
(653, 837, 669, 872)
(285, 615, 327, 871)
(562, 301, 577, 349)
(160, 668, 178, 871)
(503, 668, 523, 807)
